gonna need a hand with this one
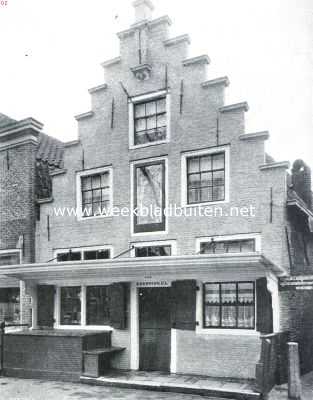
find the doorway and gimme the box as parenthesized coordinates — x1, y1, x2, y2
(139, 287, 172, 372)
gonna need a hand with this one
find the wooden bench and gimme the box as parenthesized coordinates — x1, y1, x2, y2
(82, 346, 125, 378)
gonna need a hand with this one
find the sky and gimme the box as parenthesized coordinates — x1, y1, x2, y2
(0, 0, 312, 171)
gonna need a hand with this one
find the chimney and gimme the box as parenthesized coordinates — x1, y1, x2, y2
(133, 0, 154, 24)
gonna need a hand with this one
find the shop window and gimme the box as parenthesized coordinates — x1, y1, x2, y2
(133, 160, 166, 233)
(203, 282, 255, 329)
(60, 287, 81, 325)
(200, 239, 255, 254)
(86, 286, 110, 326)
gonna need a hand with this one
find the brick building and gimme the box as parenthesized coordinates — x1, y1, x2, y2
(0, 0, 313, 385)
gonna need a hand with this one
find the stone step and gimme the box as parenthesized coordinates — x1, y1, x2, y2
(80, 375, 261, 400)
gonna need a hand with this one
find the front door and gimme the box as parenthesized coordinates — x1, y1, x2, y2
(37, 285, 55, 328)
(139, 287, 172, 372)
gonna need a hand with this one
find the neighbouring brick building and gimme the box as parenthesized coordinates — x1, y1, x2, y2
(0, 0, 313, 386)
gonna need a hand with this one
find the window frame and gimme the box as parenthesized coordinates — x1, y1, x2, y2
(131, 157, 168, 235)
(54, 245, 113, 262)
(54, 284, 113, 331)
(181, 146, 230, 207)
(196, 234, 261, 255)
(129, 90, 171, 149)
(131, 240, 177, 257)
(76, 166, 113, 221)
(202, 281, 256, 330)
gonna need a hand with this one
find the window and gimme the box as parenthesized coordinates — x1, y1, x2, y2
(187, 152, 225, 204)
(55, 247, 111, 262)
(57, 251, 82, 262)
(0, 251, 20, 266)
(133, 160, 166, 233)
(135, 245, 171, 257)
(60, 287, 81, 325)
(200, 239, 255, 254)
(0, 288, 20, 323)
(76, 167, 113, 220)
(134, 97, 167, 145)
(203, 282, 255, 329)
(86, 286, 110, 326)
(81, 172, 110, 217)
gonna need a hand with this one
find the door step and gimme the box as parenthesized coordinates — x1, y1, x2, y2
(80, 372, 261, 400)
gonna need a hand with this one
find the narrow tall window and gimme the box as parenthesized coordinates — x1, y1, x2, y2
(187, 152, 225, 204)
(203, 282, 255, 329)
(81, 171, 111, 217)
(134, 97, 167, 145)
(134, 160, 166, 233)
(86, 286, 110, 326)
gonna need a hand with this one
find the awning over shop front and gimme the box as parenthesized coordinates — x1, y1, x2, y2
(0, 253, 284, 285)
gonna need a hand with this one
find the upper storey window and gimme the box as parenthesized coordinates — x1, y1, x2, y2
(129, 90, 170, 149)
(181, 146, 230, 206)
(76, 167, 113, 220)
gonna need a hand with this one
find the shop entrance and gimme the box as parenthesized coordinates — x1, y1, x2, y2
(139, 287, 172, 372)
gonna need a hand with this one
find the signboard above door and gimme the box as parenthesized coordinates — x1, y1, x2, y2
(136, 280, 171, 288)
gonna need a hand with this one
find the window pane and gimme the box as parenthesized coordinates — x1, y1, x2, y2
(97, 249, 110, 259)
(201, 172, 212, 187)
(205, 306, 220, 327)
(226, 241, 241, 253)
(200, 241, 215, 254)
(200, 155, 211, 171)
(135, 118, 146, 133)
(135, 103, 145, 118)
(201, 187, 212, 202)
(86, 286, 110, 326)
(213, 170, 225, 186)
(214, 242, 227, 254)
(157, 114, 166, 128)
(60, 287, 81, 325)
(82, 204, 92, 216)
(92, 175, 101, 189)
(101, 173, 109, 187)
(212, 153, 225, 170)
(147, 116, 157, 130)
(157, 98, 166, 113)
(187, 157, 199, 173)
(221, 283, 236, 303)
(92, 202, 102, 215)
(212, 185, 224, 201)
(221, 306, 237, 327)
(205, 284, 220, 303)
(188, 188, 201, 204)
(238, 305, 254, 328)
(81, 176, 91, 191)
(93, 189, 101, 202)
(146, 101, 156, 116)
(188, 173, 201, 188)
(84, 249, 111, 260)
(82, 191, 92, 204)
(101, 188, 110, 201)
(135, 245, 171, 257)
(0, 253, 20, 266)
(238, 283, 254, 304)
(136, 164, 163, 225)
(241, 240, 255, 253)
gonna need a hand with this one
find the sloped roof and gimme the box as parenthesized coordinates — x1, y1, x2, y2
(36, 132, 64, 170)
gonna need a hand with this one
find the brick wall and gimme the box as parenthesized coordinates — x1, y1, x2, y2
(175, 330, 261, 379)
(280, 289, 313, 374)
(0, 140, 37, 325)
(36, 18, 289, 272)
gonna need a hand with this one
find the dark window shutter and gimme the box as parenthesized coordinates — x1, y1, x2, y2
(256, 278, 273, 334)
(108, 283, 126, 330)
(171, 280, 197, 331)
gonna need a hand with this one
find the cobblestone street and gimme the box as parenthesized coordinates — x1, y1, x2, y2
(0, 377, 222, 400)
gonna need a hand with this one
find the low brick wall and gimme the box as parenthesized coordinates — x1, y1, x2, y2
(3, 330, 110, 382)
(175, 330, 261, 379)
